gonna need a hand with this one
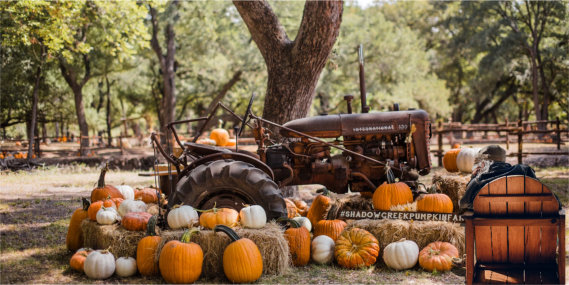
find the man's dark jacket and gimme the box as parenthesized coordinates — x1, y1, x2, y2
(459, 162, 537, 211)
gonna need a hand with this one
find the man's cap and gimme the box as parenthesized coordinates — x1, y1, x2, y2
(477, 145, 506, 162)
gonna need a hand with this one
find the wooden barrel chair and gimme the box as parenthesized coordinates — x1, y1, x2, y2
(464, 175, 565, 284)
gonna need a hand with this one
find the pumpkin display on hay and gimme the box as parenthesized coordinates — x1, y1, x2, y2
(159, 228, 204, 284)
(90, 166, 123, 202)
(442, 148, 461, 172)
(154, 222, 290, 279)
(137, 216, 161, 277)
(81, 220, 148, 258)
(346, 219, 465, 256)
(313, 219, 347, 241)
(372, 169, 413, 211)
(306, 188, 332, 226)
(416, 193, 453, 213)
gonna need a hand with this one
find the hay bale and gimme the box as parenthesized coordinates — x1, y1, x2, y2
(81, 220, 148, 257)
(347, 219, 464, 256)
(154, 222, 290, 279)
(432, 171, 471, 211)
(326, 194, 373, 219)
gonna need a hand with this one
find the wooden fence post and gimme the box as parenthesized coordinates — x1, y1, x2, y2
(556, 116, 561, 150)
(517, 120, 523, 164)
(438, 121, 443, 167)
(505, 118, 509, 150)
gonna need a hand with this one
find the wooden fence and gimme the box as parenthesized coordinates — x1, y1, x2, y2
(430, 117, 568, 166)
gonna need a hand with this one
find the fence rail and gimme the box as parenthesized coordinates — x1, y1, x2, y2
(430, 117, 568, 166)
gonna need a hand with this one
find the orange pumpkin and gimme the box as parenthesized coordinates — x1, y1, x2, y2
(372, 170, 413, 211)
(306, 188, 332, 226)
(137, 216, 161, 276)
(90, 166, 123, 202)
(214, 225, 263, 283)
(122, 212, 153, 231)
(210, 128, 229, 146)
(442, 148, 461, 172)
(334, 227, 379, 269)
(314, 219, 347, 241)
(88, 198, 116, 221)
(159, 228, 203, 283)
(282, 218, 311, 266)
(135, 188, 160, 204)
(111, 197, 123, 208)
(284, 198, 299, 218)
(291, 199, 308, 216)
(199, 207, 239, 229)
(418, 241, 459, 272)
(66, 198, 90, 251)
(70, 249, 92, 272)
(452, 143, 461, 149)
(417, 194, 453, 213)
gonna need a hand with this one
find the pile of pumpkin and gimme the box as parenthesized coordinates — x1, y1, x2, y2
(442, 146, 481, 173)
(196, 128, 236, 147)
(0, 151, 35, 159)
(280, 188, 460, 272)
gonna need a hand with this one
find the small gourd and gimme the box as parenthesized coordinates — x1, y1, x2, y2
(292, 216, 312, 232)
(84, 250, 116, 279)
(239, 205, 266, 229)
(115, 257, 137, 277)
(96, 207, 119, 225)
(311, 235, 335, 264)
(199, 207, 239, 229)
(167, 205, 199, 229)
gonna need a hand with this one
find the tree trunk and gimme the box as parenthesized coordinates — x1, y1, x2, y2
(233, 0, 343, 137)
(106, 82, 112, 147)
(72, 87, 90, 155)
(27, 64, 42, 161)
(41, 122, 47, 143)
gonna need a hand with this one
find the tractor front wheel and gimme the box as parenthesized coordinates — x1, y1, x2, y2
(168, 160, 287, 220)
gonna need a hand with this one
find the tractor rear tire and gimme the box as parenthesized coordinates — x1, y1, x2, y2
(168, 159, 287, 220)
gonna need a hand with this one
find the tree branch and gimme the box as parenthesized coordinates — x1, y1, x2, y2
(292, 0, 343, 66)
(232, 0, 290, 61)
(149, 4, 165, 70)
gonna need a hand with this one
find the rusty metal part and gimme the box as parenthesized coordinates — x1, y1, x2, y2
(191, 102, 255, 143)
(279, 163, 294, 187)
(358, 44, 369, 113)
(344, 95, 354, 114)
(150, 132, 181, 174)
(179, 152, 274, 181)
(351, 171, 377, 190)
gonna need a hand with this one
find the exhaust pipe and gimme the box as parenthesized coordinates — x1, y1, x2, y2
(358, 44, 370, 113)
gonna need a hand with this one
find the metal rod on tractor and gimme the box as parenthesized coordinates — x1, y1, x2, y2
(358, 44, 370, 114)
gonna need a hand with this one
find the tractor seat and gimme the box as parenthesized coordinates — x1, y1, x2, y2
(183, 142, 232, 157)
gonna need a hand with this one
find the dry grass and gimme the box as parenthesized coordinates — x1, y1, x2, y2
(431, 171, 470, 211)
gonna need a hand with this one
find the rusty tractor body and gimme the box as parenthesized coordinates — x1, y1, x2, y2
(152, 46, 432, 220)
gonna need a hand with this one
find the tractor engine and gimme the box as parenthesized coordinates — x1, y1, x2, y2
(262, 109, 432, 193)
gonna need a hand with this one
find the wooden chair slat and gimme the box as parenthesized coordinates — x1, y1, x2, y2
(507, 201, 525, 214)
(539, 226, 558, 264)
(542, 200, 560, 215)
(527, 201, 543, 215)
(525, 177, 543, 194)
(525, 226, 541, 264)
(473, 197, 491, 215)
(525, 269, 542, 284)
(507, 226, 525, 264)
(489, 177, 507, 195)
(479, 183, 490, 195)
(491, 226, 508, 263)
(475, 226, 493, 263)
(490, 201, 508, 215)
(506, 269, 524, 284)
(506, 176, 525, 194)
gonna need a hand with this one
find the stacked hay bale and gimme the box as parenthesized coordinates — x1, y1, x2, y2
(81, 220, 148, 257)
(432, 171, 471, 211)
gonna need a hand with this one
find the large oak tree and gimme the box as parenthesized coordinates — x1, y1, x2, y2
(233, 0, 343, 133)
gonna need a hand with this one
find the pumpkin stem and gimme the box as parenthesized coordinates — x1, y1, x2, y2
(276, 217, 301, 228)
(181, 228, 200, 243)
(385, 167, 395, 184)
(97, 164, 108, 188)
(147, 215, 158, 236)
(214, 225, 241, 242)
(82, 198, 91, 211)
(317, 187, 330, 196)
(196, 202, 218, 213)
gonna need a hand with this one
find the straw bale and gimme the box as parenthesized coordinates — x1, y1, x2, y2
(347, 219, 464, 256)
(154, 222, 290, 278)
(326, 194, 373, 219)
(432, 171, 471, 211)
(81, 220, 148, 258)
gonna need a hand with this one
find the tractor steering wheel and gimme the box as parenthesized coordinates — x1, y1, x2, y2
(238, 93, 255, 136)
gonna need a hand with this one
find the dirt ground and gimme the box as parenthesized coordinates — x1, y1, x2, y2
(1, 164, 567, 284)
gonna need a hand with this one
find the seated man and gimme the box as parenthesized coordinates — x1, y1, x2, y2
(459, 145, 537, 211)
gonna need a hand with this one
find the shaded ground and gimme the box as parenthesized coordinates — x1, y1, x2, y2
(0, 165, 567, 284)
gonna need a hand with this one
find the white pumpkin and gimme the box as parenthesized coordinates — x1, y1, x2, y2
(118, 199, 147, 217)
(383, 238, 419, 270)
(84, 250, 116, 279)
(115, 257, 137, 277)
(293, 216, 312, 232)
(456, 148, 481, 173)
(96, 207, 119, 225)
(311, 235, 335, 264)
(167, 205, 199, 229)
(116, 185, 135, 200)
(239, 205, 266, 229)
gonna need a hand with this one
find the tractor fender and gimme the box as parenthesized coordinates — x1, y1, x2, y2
(181, 152, 274, 180)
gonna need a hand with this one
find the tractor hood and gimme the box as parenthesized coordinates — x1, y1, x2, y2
(280, 110, 430, 138)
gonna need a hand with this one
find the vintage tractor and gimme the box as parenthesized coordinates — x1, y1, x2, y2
(151, 47, 432, 220)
